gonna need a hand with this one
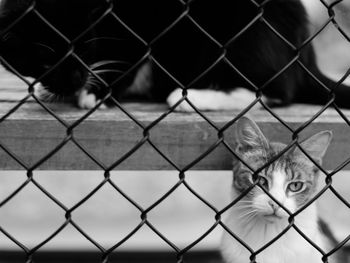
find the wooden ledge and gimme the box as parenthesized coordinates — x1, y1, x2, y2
(0, 100, 349, 171)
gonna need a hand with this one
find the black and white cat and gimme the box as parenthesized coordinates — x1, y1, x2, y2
(221, 116, 348, 263)
(0, 0, 349, 110)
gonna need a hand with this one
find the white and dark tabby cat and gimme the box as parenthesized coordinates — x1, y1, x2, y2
(0, 0, 350, 109)
(221, 117, 347, 263)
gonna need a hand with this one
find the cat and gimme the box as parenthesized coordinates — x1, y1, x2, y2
(220, 116, 347, 263)
(0, 0, 350, 110)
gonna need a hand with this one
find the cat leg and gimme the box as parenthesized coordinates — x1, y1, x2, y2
(166, 87, 261, 112)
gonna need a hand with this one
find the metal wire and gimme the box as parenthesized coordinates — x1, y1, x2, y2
(0, 0, 349, 262)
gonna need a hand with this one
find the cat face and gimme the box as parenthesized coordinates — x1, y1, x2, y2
(232, 117, 332, 223)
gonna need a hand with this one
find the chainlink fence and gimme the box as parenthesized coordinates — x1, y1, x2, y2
(0, 0, 350, 262)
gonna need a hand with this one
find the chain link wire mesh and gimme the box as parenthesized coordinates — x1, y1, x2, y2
(0, 0, 350, 262)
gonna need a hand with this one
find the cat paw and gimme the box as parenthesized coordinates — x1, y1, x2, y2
(77, 89, 106, 109)
(167, 87, 258, 112)
(166, 88, 197, 112)
(32, 82, 47, 98)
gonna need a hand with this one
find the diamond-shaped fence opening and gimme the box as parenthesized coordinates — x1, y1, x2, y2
(0, 0, 350, 262)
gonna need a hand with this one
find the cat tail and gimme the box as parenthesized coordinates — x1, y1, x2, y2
(299, 63, 350, 108)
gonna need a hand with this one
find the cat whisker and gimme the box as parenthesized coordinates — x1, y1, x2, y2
(245, 213, 258, 224)
(31, 42, 56, 54)
(41, 91, 63, 102)
(243, 214, 260, 236)
(84, 37, 125, 45)
(93, 69, 124, 75)
(90, 60, 130, 69)
(235, 205, 253, 210)
(237, 209, 258, 220)
(238, 208, 257, 215)
(86, 78, 102, 86)
(85, 82, 101, 90)
(84, 73, 104, 90)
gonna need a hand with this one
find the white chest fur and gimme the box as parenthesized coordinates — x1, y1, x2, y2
(220, 203, 332, 263)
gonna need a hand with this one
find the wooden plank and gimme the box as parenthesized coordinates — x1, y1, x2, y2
(0, 65, 350, 171)
(0, 101, 349, 170)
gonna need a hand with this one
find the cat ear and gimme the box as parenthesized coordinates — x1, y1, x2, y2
(297, 131, 332, 163)
(234, 116, 269, 151)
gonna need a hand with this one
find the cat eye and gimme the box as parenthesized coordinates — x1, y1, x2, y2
(287, 182, 304, 192)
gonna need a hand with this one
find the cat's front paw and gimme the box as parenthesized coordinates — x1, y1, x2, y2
(166, 88, 196, 112)
(77, 89, 106, 109)
(167, 87, 263, 111)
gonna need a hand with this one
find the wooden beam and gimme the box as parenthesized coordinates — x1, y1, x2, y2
(0, 101, 349, 171)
